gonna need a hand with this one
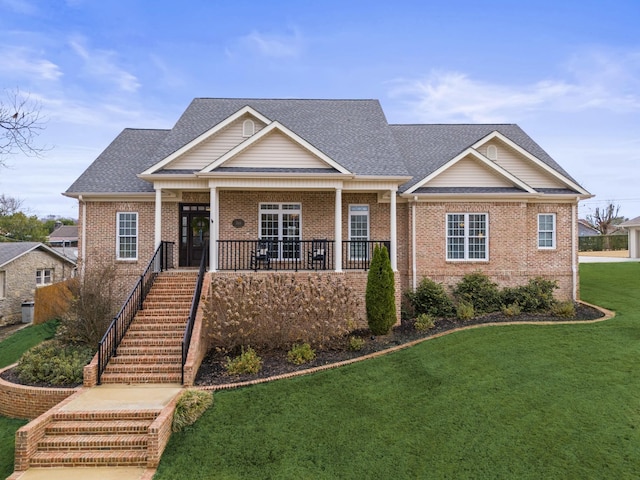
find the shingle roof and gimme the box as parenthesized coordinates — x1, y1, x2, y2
(0, 242, 75, 268)
(49, 225, 78, 240)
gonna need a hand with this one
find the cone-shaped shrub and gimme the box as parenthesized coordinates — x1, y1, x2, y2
(365, 245, 396, 335)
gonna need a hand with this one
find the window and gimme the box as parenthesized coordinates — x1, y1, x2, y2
(447, 213, 488, 260)
(36, 268, 53, 286)
(117, 212, 138, 260)
(259, 203, 301, 259)
(538, 213, 556, 249)
(242, 119, 255, 137)
(0, 271, 5, 298)
(349, 205, 369, 260)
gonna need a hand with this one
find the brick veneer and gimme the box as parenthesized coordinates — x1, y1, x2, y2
(0, 364, 77, 420)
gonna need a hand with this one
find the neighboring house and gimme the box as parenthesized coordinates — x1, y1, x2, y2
(64, 98, 591, 313)
(619, 216, 640, 259)
(578, 219, 599, 237)
(47, 224, 79, 262)
(0, 242, 76, 326)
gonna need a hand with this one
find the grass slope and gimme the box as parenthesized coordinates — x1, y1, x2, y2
(155, 263, 640, 479)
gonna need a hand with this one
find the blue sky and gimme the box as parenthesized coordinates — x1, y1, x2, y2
(0, 0, 639, 220)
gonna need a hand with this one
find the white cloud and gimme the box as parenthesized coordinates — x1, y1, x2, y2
(229, 28, 304, 59)
(0, 46, 62, 81)
(69, 36, 141, 92)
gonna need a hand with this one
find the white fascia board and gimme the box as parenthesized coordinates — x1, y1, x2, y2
(141, 106, 273, 175)
(200, 121, 352, 175)
(472, 131, 590, 195)
(405, 148, 536, 194)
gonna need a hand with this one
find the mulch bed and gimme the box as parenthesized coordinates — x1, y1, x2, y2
(194, 302, 605, 386)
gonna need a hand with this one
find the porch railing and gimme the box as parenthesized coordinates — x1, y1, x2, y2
(96, 241, 174, 385)
(181, 241, 208, 384)
(217, 240, 389, 271)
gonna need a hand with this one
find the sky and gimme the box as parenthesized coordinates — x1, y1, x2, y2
(0, 0, 639, 220)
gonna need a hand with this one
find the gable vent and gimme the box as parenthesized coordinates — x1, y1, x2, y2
(242, 119, 255, 137)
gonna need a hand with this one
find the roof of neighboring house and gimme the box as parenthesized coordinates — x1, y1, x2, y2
(65, 97, 589, 197)
(49, 225, 78, 241)
(0, 242, 77, 269)
(619, 216, 640, 228)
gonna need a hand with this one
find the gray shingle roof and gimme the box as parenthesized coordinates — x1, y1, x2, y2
(0, 242, 75, 268)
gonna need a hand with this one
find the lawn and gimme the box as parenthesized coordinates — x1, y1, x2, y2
(155, 263, 640, 479)
(0, 320, 57, 478)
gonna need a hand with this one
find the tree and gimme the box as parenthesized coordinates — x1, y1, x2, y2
(0, 88, 46, 167)
(587, 203, 622, 235)
(365, 245, 396, 335)
(0, 212, 49, 242)
(0, 194, 23, 216)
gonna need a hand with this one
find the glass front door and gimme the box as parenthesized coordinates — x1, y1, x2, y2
(179, 204, 210, 267)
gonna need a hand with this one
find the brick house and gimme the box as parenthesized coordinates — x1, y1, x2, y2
(0, 242, 76, 326)
(64, 98, 591, 314)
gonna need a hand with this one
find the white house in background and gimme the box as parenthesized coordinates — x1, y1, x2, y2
(619, 216, 640, 259)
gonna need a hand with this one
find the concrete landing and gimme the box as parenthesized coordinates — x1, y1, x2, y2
(11, 466, 152, 480)
(60, 384, 182, 412)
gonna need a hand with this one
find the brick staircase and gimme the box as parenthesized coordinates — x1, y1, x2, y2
(100, 270, 198, 384)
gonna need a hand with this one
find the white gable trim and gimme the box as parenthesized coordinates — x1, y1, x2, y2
(200, 121, 352, 174)
(141, 106, 273, 175)
(405, 148, 535, 194)
(472, 131, 590, 195)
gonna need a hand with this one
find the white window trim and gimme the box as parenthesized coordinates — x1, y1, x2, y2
(258, 203, 302, 260)
(0, 271, 5, 298)
(446, 213, 489, 261)
(116, 212, 138, 261)
(538, 213, 556, 249)
(348, 204, 370, 260)
(36, 268, 53, 286)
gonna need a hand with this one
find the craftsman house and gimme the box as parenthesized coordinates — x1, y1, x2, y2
(64, 98, 591, 306)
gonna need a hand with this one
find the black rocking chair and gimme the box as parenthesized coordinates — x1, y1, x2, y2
(307, 239, 327, 270)
(250, 240, 273, 271)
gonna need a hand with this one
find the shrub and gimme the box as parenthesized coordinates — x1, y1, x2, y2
(414, 313, 435, 332)
(16, 340, 94, 386)
(456, 301, 475, 321)
(347, 336, 365, 351)
(406, 277, 454, 318)
(287, 343, 316, 365)
(172, 390, 213, 432)
(501, 278, 558, 312)
(453, 272, 501, 314)
(552, 301, 576, 318)
(365, 245, 396, 335)
(501, 302, 521, 317)
(225, 347, 262, 375)
(204, 274, 360, 353)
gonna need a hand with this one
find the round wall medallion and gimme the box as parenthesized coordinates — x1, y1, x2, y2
(232, 219, 245, 228)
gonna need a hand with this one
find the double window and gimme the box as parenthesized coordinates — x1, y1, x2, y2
(447, 213, 488, 260)
(538, 213, 556, 249)
(36, 268, 53, 286)
(259, 203, 301, 259)
(117, 212, 138, 260)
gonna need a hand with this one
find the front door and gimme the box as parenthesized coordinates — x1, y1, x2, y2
(179, 204, 210, 267)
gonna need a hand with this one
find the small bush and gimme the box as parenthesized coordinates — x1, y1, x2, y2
(225, 347, 262, 375)
(406, 277, 454, 318)
(456, 301, 475, 321)
(287, 343, 316, 365)
(501, 302, 521, 317)
(16, 340, 94, 386)
(414, 313, 435, 332)
(366, 245, 396, 335)
(454, 272, 501, 314)
(348, 336, 365, 351)
(172, 390, 213, 432)
(552, 301, 576, 318)
(501, 278, 558, 312)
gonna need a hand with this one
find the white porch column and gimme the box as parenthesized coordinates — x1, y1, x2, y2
(154, 187, 162, 249)
(210, 186, 218, 272)
(390, 188, 398, 271)
(334, 188, 342, 272)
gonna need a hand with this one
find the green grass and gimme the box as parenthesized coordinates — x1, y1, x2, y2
(155, 263, 640, 479)
(0, 320, 57, 478)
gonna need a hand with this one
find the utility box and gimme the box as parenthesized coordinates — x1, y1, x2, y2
(21, 301, 35, 324)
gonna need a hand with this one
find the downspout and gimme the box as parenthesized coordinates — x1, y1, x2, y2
(79, 195, 86, 278)
(412, 196, 417, 291)
(572, 200, 578, 301)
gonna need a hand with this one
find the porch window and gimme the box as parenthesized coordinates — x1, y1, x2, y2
(259, 203, 301, 259)
(117, 212, 138, 260)
(36, 268, 53, 286)
(349, 204, 369, 260)
(0, 271, 5, 298)
(538, 213, 556, 249)
(446, 213, 488, 260)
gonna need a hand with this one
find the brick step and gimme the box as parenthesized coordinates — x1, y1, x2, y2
(30, 450, 148, 467)
(119, 337, 182, 348)
(51, 410, 159, 422)
(135, 309, 190, 317)
(99, 372, 182, 384)
(145, 289, 195, 296)
(109, 354, 182, 365)
(103, 363, 181, 374)
(117, 345, 182, 356)
(130, 316, 188, 325)
(37, 433, 148, 451)
(123, 329, 185, 339)
(45, 420, 152, 435)
(127, 322, 186, 332)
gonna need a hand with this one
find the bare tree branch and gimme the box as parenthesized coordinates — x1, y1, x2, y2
(0, 194, 23, 216)
(586, 203, 621, 235)
(0, 88, 48, 167)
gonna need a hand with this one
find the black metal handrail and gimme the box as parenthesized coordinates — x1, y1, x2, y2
(181, 241, 208, 384)
(97, 241, 174, 385)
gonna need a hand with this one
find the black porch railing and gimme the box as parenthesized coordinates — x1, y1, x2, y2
(216, 240, 390, 271)
(96, 241, 174, 385)
(182, 241, 208, 384)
